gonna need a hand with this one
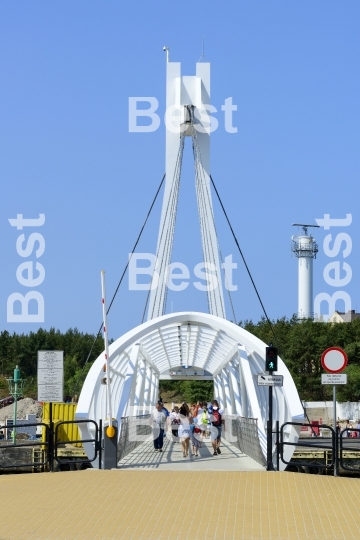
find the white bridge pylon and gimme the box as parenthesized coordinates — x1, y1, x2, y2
(76, 311, 304, 468)
(147, 59, 226, 320)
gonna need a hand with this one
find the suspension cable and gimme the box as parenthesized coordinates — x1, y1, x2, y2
(190, 116, 234, 321)
(145, 133, 185, 321)
(71, 173, 165, 398)
(190, 110, 225, 318)
(210, 174, 279, 349)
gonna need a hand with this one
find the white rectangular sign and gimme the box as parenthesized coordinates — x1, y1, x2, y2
(257, 374, 283, 387)
(37, 350, 64, 402)
(321, 373, 347, 385)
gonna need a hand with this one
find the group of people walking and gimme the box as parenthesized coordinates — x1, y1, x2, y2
(151, 400, 223, 458)
(336, 419, 360, 437)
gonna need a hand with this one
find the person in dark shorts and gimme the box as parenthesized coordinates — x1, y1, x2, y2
(209, 400, 224, 456)
(152, 401, 167, 452)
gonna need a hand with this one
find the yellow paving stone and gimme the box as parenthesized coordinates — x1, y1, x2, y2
(0, 470, 359, 539)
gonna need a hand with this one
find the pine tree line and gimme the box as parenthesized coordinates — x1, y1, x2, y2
(1, 318, 360, 402)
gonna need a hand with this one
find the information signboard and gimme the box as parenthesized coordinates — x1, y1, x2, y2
(321, 374, 347, 385)
(257, 374, 283, 387)
(37, 350, 64, 402)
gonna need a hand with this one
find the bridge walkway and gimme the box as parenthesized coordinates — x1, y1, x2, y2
(117, 436, 264, 471)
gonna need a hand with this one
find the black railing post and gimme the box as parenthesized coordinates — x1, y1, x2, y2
(266, 385, 274, 471)
(334, 422, 339, 477)
(275, 420, 280, 471)
(49, 402, 54, 472)
(98, 418, 102, 470)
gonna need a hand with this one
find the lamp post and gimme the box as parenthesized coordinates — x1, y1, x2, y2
(6, 365, 25, 443)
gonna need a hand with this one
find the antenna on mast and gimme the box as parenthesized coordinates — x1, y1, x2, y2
(198, 36, 205, 62)
(163, 46, 170, 63)
(292, 223, 320, 236)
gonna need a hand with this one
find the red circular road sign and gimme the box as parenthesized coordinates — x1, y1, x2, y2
(321, 347, 348, 374)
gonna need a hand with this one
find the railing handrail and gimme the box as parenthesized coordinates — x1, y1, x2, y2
(279, 421, 336, 469)
(222, 414, 266, 467)
(0, 422, 50, 469)
(54, 419, 100, 466)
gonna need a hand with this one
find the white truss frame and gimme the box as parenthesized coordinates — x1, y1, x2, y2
(77, 311, 304, 469)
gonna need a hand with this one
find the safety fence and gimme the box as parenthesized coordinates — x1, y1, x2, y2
(0, 422, 50, 471)
(54, 419, 101, 469)
(339, 428, 360, 472)
(223, 415, 266, 467)
(279, 422, 336, 473)
(117, 414, 152, 462)
(0, 419, 101, 472)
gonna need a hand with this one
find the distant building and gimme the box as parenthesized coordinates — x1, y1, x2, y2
(328, 310, 360, 323)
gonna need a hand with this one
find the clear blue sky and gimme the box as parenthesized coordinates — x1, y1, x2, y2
(1, 1, 359, 338)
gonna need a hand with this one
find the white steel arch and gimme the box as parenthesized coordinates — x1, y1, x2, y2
(76, 311, 304, 468)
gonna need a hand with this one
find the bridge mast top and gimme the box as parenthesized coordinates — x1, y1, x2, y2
(147, 55, 226, 321)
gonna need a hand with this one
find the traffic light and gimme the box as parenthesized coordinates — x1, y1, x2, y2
(265, 346, 278, 372)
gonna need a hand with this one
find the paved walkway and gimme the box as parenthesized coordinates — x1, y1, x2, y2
(1, 469, 360, 539)
(118, 437, 264, 471)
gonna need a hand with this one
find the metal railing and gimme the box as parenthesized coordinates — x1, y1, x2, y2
(54, 419, 101, 469)
(0, 422, 50, 470)
(117, 414, 152, 462)
(279, 422, 336, 471)
(339, 428, 360, 472)
(223, 415, 266, 467)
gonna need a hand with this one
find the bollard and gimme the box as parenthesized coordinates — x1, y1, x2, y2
(103, 419, 118, 470)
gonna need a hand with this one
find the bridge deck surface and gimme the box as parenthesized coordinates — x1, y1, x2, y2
(118, 437, 264, 471)
(1, 469, 360, 539)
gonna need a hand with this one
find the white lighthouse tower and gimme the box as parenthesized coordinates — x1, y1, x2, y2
(291, 224, 319, 319)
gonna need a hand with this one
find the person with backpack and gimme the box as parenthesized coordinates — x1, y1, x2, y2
(209, 399, 223, 456)
(170, 406, 180, 441)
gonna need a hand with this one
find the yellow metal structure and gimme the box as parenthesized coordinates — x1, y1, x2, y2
(42, 403, 82, 447)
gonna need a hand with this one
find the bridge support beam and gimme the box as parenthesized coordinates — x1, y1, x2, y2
(228, 361, 241, 415)
(117, 344, 141, 420)
(222, 368, 232, 414)
(133, 357, 146, 415)
(150, 371, 159, 407)
(143, 365, 153, 412)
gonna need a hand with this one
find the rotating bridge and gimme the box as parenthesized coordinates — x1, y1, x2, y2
(76, 56, 304, 469)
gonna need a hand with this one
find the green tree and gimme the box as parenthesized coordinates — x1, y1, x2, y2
(180, 381, 213, 403)
(337, 365, 360, 402)
(240, 316, 360, 402)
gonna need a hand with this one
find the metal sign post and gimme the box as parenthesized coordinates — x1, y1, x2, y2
(321, 347, 348, 477)
(333, 385, 337, 476)
(267, 384, 274, 471)
(265, 346, 278, 471)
